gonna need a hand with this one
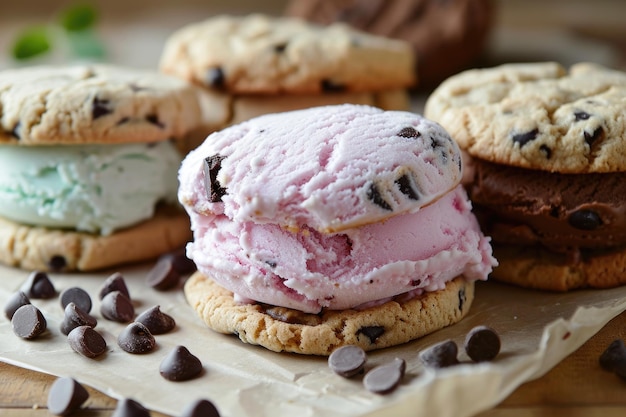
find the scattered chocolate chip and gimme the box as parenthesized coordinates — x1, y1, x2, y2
(100, 291, 135, 323)
(539, 144, 552, 159)
(164, 248, 196, 275)
(207, 67, 225, 88)
(180, 399, 221, 417)
(366, 183, 392, 211)
(4, 291, 30, 319)
(328, 345, 367, 377)
(568, 209, 602, 230)
(92, 97, 113, 119)
(574, 111, 591, 121)
(397, 127, 420, 139)
(47, 377, 89, 416)
(584, 126, 604, 148)
(159, 345, 203, 381)
(111, 398, 151, 417)
(363, 358, 405, 394)
(10, 122, 21, 139)
(419, 339, 459, 368)
(20, 270, 56, 299)
(118, 322, 156, 354)
(464, 326, 501, 362)
(511, 128, 539, 147)
(146, 114, 165, 129)
(60, 302, 98, 335)
(357, 325, 385, 343)
(135, 305, 176, 335)
(47, 255, 67, 272)
(321, 79, 346, 93)
(11, 304, 47, 339)
(68, 326, 107, 358)
(99, 272, 130, 300)
(600, 339, 626, 373)
(146, 256, 181, 290)
(204, 154, 227, 203)
(60, 287, 92, 314)
(395, 174, 420, 200)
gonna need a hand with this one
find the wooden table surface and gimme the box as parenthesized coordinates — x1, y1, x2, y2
(2, 309, 626, 417)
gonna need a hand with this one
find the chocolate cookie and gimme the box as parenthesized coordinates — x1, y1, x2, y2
(184, 272, 474, 355)
(425, 62, 626, 291)
(285, 0, 495, 88)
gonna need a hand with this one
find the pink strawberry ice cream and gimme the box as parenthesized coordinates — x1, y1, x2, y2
(179, 104, 496, 313)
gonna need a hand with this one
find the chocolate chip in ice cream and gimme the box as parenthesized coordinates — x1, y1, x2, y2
(47, 377, 89, 416)
(366, 183, 392, 211)
(203, 154, 227, 203)
(180, 399, 221, 417)
(419, 339, 459, 368)
(464, 325, 501, 362)
(68, 326, 107, 358)
(159, 345, 203, 381)
(4, 291, 30, 320)
(395, 173, 420, 200)
(20, 270, 56, 299)
(11, 304, 47, 339)
(328, 345, 367, 377)
(111, 398, 151, 417)
(397, 126, 420, 139)
(118, 322, 156, 354)
(60, 287, 92, 314)
(100, 290, 135, 323)
(363, 358, 406, 394)
(60, 302, 98, 335)
(99, 272, 130, 300)
(135, 305, 176, 335)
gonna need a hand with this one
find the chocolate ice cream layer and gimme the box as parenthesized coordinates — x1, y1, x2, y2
(467, 159, 626, 253)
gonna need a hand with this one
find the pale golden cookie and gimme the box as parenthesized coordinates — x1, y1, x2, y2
(0, 64, 202, 145)
(0, 205, 191, 272)
(159, 14, 415, 94)
(184, 272, 474, 355)
(425, 62, 626, 173)
(491, 245, 626, 292)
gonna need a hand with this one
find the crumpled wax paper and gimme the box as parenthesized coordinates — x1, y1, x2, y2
(1, 263, 625, 417)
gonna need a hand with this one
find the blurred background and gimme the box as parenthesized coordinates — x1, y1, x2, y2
(0, 0, 625, 85)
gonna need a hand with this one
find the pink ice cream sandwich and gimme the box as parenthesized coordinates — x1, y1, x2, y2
(180, 104, 496, 355)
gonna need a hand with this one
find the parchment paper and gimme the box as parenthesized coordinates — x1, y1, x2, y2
(1, 263, 625, 417)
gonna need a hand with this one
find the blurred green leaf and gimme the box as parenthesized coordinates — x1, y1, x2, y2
(66, 30, 106, 59)
(12, 27, 51, 60)
(59, 4, 98, 32)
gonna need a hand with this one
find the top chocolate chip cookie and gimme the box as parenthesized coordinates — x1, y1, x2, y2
(159, 14, 416, 94)
(0, 65, 202, 145)
(425, 62, 626, 173)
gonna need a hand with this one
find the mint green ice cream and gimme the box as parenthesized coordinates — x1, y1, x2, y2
(0, 141, 181, 235)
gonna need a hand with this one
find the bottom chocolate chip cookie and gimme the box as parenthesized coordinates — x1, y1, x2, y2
(184, 272, 475, 355)
(491, 244, 626, 291)
(0, 205, 191, 272)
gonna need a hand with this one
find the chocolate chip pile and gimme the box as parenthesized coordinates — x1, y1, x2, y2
(3, 250, 218, 415)
(329, 325, 502, 394)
